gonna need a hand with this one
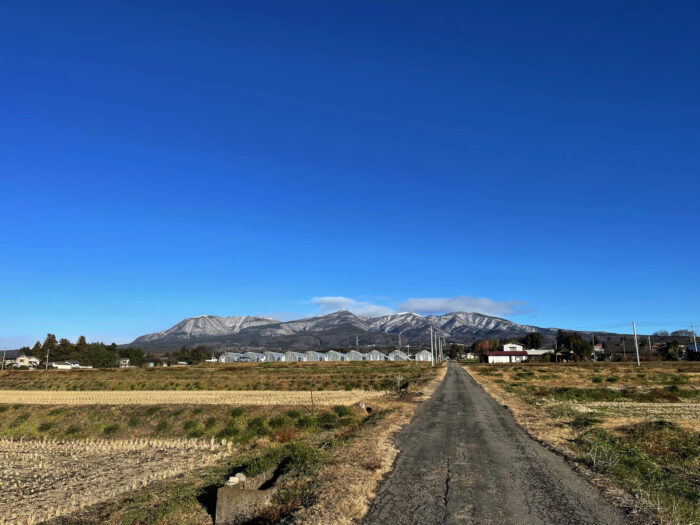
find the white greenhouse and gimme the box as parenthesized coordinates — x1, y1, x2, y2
(345, 350, 365, 361)
(243, 352, 263, 362)
(324, 350, 345, 362)
(282, 351, 306, 362)
(219, 352, 245, 363)
(388, 350, 409, 361)
(414, 350, 433, 362)
(263, 351, 283, 362)
(304, 351, 325, 362)
(366, 350, 387, 361)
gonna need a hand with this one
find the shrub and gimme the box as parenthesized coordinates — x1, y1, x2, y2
(128, 417, 141, 428)
(268, 416, 286, 429)
(9, 413, 29, 428)
(204, 416, 217, 429)
(332, 405, 353, 417)
(246, 417, 269, 436)
(285, 409, 301, 419)
(103, 424, 120, 436)
(295, 416, 314, 429)
(65, 424, 81, 435)
(591, 376, 603, 384)
(275, 426, 296, 443)
(569, 413, 602, 430)
(146, 406, 161, 416)
(229, 407, 246, 419)
(605, 376, 619, 383)
(216, 422, 240, 440)
(37, 421, 54, 432)
(156, 420, 170, 433)
(315, 412, 338, 429)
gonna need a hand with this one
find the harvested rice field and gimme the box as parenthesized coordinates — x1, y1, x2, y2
(0, 389, 384, 406)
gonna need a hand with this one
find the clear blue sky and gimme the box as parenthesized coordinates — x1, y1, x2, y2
(1, 1, 699, 346)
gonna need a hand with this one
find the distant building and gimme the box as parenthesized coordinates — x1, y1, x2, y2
(304, 351, 325, 362)
(324, 350, 345, 362)
(525, 349, 555, 358)
(262, 351, 283, 362)
(486, 351, 528, 364)
(14, 355, 40, 368)
(414, 350, 432, 362)
(119, 358, 130, 368)
(388, 350, 409, 361)
(219, 352, 245, 363)
(345, 350, 365, 361)
(282, 351, 306, 362)
(244, 352, 263, 362)
(503, 343, 524, 353)
(366, 350, 387, 361)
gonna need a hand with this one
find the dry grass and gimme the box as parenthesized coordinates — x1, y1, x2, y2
(294, 365, 448, 525)
(0, 437, 228, 525)
(0, 389, 384, 406)
(465, 363, 700, 524)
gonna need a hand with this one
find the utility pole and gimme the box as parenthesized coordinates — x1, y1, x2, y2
(633, 322, 641, 367)
(355, 336, 359, 352)
(1, 350, 5, 371)
(622, 337, 626, 361)
(45, 346, 50, 370)
(430, 326, 435, 366)
(692, 324, 698, 361)
(398, 332, 401, 351)
(647, 335, 652, 360)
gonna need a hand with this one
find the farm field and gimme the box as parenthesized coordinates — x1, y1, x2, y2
(466, 362, 700, 524)
(0, 362, 443, 524)
(0, 361, 433, 391)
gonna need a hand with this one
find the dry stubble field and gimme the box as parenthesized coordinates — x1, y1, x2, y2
(466, 361, 700, 525)
(0, 361, 440, 525)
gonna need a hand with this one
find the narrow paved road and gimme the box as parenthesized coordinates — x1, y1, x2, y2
(364, 363, 631, 525)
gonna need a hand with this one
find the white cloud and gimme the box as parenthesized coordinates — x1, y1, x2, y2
(399, 295, 524, 317)
(310, 296, 394, 317)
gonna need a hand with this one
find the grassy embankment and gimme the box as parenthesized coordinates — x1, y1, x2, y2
(466, 362, 700, 524)
(0, 361, 442, 524)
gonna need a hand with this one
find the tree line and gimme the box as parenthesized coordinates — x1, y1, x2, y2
(20, 334, 146, 368)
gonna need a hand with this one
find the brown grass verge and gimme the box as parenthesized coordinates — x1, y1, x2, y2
(0, 389, 384, 406)
(293, 365, 447, 525)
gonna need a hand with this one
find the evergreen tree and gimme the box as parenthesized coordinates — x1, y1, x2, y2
(41, 334, 58, 361)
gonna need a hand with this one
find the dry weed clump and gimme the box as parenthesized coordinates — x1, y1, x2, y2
(294, 365, 447, 525)
(0, 389, 384, 406)
(0, 437, 230, 525)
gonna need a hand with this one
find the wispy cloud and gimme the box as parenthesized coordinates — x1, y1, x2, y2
(399, 295, 524, 317)
(310, 294, 525, 318)
(310, 296, 394, 317)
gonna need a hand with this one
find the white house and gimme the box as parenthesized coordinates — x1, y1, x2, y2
(14, 355, 40, 368)
(304, 351, 325, 362)
(119, 358, 130, 368)
(366, 350, 387, 361)
(324, 350, 345, 362)
(282, 351, 306, 362)
(486, 351, 528, 364)
(388, 350, 409, 361)
(503, 343, 524, 353)
(345, 350, 365, 361)
(414, 350, 432, 362)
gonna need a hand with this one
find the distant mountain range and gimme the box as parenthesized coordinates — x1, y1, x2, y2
(129, 311, 563, 351)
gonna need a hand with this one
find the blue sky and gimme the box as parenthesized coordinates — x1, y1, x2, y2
(1, 1, 699, 346)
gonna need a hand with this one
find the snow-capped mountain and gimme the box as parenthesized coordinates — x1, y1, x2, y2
(129, 310, 556, 350)
(132, 315, 279, 344)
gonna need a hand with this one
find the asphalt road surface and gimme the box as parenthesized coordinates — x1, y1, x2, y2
(364, 362, 631, 525)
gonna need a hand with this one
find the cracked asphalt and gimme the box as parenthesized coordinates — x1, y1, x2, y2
(363, 362, 632, 525)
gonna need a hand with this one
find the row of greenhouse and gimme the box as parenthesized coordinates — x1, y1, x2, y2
(218, 349, 435, 363)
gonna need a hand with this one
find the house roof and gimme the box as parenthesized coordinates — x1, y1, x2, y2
(487, 351, 528, 356)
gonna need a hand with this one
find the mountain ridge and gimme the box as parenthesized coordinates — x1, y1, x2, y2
(130, 310, 559, 350)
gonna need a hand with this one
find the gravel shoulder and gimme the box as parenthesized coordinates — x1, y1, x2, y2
(363, 362, 633, 525)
